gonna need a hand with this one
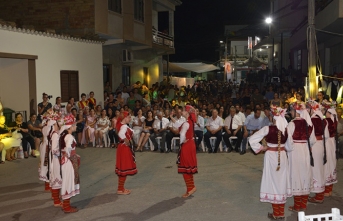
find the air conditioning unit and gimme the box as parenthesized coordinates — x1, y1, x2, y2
(122, 49, 134, 63)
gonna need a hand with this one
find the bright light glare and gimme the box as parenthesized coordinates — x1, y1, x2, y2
(265, 17, 272, 24)
(219, 41, 223, 43)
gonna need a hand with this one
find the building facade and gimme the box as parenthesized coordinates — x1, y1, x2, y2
(0, 0, 182, 91)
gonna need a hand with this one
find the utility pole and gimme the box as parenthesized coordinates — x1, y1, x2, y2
(308, 0, 317, 98)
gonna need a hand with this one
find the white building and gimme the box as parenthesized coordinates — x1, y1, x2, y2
(0, 25, 103, 117)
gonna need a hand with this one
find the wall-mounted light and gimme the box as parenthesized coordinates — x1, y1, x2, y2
(265, 17, 272, 24)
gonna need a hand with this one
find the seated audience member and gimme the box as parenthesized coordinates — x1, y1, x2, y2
(150, 111, 169, 152)
(27, 113, 43, 152)
(53, 97, 63, 113)
(95, 105, 102, 118)
(108, 109, 120, 148)
(88, 91, 96, 110)
(194, 108, 205, 151)
(0, 115, 18, 163)
(223, 106, 243, 152)
(166, 108, 186, 153)
(116, 92, 125, 108)
(95, 109, 110, 147)
(9, 113, 36, 158)
(136, 110, 154, 151)
(37, 93, 52, 121)
(75, 109, 84, 145)
(261, 106, 273, 127)
(204, 109, 223, 153)
(132, 108, 145, 148)
(241, 108, 263, 155)
(78, 93, 89, 110)
(81, 108, 97, 147)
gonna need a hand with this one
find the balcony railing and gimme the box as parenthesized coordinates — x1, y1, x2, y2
(152, 29, 174, 48)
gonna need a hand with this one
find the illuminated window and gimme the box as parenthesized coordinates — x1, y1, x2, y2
(134, 0, 144, 22)
(108, 0, 122, 14)
(60, 71, 79, 102)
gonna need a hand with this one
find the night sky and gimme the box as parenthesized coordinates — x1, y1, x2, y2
(170, 0, 271, 62)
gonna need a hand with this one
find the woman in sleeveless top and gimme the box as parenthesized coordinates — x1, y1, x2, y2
(136, 110, 154, 152)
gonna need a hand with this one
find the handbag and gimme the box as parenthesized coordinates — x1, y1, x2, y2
(17, 146, 24, 159)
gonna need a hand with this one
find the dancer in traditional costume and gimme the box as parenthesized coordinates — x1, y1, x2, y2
(322, 100, 338, 197)
(48, 114, 63, 208)
(249, 106, 291, 220)
(170, 105, 198, 198)
(307, 99, 329, 203)
(59, 115, 80, 213)
(287, 102, 316, 212)
(115, 111, 137, 195)
(39, 110, 56, 192)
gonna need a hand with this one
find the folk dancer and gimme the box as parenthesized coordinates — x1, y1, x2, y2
(249, 106, 292, 220)
(307, 99, 329, 203)
(39, 110, 55, 192)
(59, 115, 80, 213)
(46, 111, 63, 207)
(287, 102, 316, 212)
(322, 100, 338, 197)
(115, 111, 137, 195)
(170, 105, 198, 197)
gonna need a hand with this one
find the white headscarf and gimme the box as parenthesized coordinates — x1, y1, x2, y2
(328, 108, 338, 122)
(270, 106, 288, 135)
(296, 109, 313, 126)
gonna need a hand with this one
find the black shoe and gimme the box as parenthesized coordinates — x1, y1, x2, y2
(227, 148, 233, 153)
(234, 148, 239, 153)
(196, 148, 201, 152)
(153, 148, 158, 152)
(208, 149, 212, 153)
(240, 150, 246, 155)
(160, 149, 164, 153)
(166, 149, 171, 153)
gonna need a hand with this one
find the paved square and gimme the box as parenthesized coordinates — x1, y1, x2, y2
(0, 148, 342, 221)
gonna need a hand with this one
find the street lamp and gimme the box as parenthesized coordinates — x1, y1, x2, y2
(265, 16, 274, 78)
(265, 17, 272, 24)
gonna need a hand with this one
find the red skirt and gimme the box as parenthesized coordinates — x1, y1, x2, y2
(115, 143, 137, 176)
(177, 139, 198, 174)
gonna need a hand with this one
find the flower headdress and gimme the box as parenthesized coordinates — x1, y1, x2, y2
(58, 114, 75, 134)
(42, 109, 61, 126)
(270, 105, 288, 135)
(322, 99, 338, 122)
(306, 98, 324, 119)
(291, 101, 312, 126)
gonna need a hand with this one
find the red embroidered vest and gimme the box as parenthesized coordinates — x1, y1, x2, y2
(311, 117, 326, 136)
(292, 119, 313, 140)
(326, 118, 337, 138)
(265, 125, 288, 144)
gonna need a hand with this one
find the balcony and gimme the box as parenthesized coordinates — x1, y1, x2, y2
(152, 29, 174, 48)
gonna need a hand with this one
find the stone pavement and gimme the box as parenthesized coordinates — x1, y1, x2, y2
(0, 148, 342, 221)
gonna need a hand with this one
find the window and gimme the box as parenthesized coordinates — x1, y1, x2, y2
(60, 71, 79, 102)
(122, 66, 131, 86)
(108, 0, 122, 14)
(134, 0, 144, 22)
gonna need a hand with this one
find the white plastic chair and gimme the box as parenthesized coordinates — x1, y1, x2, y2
(298, 208, 343, 221)
(171, 137, 180, 151)
(209, 137, 223, 152)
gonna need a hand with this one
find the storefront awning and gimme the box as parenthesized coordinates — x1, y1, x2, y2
(163, 62, 219, 73)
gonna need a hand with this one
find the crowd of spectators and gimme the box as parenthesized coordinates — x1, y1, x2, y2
(1, 76, 343, 164)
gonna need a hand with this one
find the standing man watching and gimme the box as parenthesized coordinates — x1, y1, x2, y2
(166, 108, 185, 153)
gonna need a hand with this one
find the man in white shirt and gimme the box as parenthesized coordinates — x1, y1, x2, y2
(194, 108, 205, 151)
(223, 107, 243, 152)
(165, 108, 186, 153)
(150, 111, 169, 152)
(204, 109, 224, 153)
(241, 108, 263, 155)
(235, 104, 246, 123)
